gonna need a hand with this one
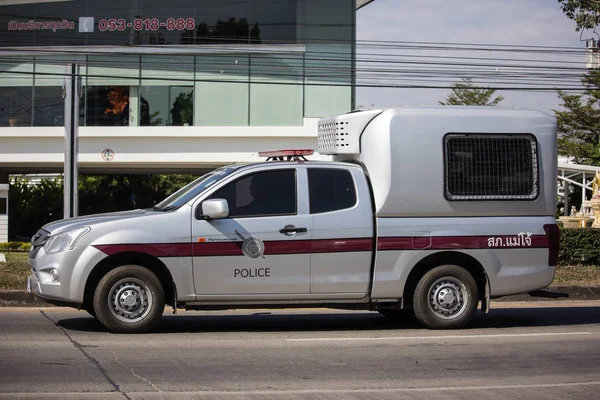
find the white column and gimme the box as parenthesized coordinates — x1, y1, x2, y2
(129, 86, 139, 126)
(563, 171, 569, 216)
(583, 172, 587, 206)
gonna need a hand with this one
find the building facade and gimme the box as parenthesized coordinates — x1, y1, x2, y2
(0, 0, 372, 172)
(0, 0, 373, 240)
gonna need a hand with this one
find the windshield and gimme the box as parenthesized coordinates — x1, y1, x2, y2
(154, 166, 240, 210)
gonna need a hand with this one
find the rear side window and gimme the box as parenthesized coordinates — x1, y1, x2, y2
(444, 134, 538, 200)
(308, 168, 357, 213)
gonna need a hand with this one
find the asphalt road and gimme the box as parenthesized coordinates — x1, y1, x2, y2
(1, 301, 600, 400)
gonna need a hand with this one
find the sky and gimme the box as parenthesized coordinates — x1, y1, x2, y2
(355, 0, 590, 115)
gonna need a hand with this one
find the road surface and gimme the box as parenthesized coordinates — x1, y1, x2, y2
(1, 301, 599, 399)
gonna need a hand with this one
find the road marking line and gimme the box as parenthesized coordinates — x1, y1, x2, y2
(47, 380, 598, 396)
(285, 331, 593, 342)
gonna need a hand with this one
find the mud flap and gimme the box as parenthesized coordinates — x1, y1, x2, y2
(481, 275, 490, 313)
(172, 280, 178, 314)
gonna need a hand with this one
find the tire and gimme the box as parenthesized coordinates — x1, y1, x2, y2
(412, 265, 478, 330)
(378, 309, 415, 319)
(93, 265, 165, 333)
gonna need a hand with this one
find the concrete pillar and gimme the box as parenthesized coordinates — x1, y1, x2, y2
(0, 172, 8, 243)
(564, 181, 570, 216)
(129, 86, 139, 127)
(583, 172, 587, 206)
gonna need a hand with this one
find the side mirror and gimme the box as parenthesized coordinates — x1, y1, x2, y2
(200, 199, 229, 220)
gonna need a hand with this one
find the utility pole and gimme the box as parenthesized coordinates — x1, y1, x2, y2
(63, 64, 81, 219)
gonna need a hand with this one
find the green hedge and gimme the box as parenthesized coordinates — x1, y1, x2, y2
(1, 228, 599, 265)
(0, 242, 31, 252)
(559, 228, 600, 266)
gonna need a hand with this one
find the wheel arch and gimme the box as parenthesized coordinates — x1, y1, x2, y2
(83, 251, 175, 311)
(402, 251, 489, 310)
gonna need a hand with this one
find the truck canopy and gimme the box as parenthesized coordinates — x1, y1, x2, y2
(317, 106, 557, 218)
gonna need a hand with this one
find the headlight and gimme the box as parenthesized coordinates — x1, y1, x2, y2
(44, 226, 91, 254)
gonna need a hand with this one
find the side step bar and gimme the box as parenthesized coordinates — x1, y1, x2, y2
(528, 289, 569, 299)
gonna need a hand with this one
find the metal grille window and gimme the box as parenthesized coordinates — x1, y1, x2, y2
(444, 134, 538, 200)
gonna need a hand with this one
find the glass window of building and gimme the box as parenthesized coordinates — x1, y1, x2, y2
(87, 0, 142, 46)
(137, 0, 196, 46)
(32, 0, 88, 47)
(0, 57, 33, 127)
(86, 55, 139, 126)
(33, 55, 86, 127)
(194, 0, 251, 44)
(140, 55, 194, 126)
(250, 0, 297, 43)
(195, 54, 249, 126)
(0, 3, 35, 48)
(249, 53, 304, 126)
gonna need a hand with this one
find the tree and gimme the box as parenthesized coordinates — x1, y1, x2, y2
(558, 0, 600, 31)
(439, 78, 504, 106)
(555, 70, 600, 165)
(8, 174, 198, 240)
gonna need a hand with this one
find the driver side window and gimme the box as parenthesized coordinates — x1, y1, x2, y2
(209, 169, 297, 218)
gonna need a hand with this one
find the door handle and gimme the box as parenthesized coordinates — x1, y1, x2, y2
(279, 226, 307, 234)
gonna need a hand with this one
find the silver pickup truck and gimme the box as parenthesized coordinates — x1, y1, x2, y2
(27, 107, 560, 333)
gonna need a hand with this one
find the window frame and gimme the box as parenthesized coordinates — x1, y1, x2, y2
(307, 167, 358, 214)
(202, 167, 299, 219)
(443, 132, 540, 202)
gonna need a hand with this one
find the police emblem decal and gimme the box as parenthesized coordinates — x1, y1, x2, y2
(235, 230, 266, 259)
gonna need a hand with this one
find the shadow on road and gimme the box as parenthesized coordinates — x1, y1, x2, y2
(55, 305, 600, 334)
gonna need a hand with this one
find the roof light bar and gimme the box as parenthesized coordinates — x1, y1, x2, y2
(258, 149, 314, 162)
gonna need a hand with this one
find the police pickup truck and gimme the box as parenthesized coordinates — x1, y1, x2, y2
(27, 107, 560, 333)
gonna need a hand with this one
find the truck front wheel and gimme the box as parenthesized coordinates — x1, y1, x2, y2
(412, 265, 478, 329)
(93, 265, 165, 333)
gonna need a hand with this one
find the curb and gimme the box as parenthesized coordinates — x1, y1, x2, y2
(2, 286, 600, 307)
(0, 291, 51, 307)
(494, 286, 600, 302)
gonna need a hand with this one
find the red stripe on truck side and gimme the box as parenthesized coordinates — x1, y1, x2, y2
(94, 243, 192, 257)
(377, 235, 549, 251)
(311, 238, 373, 253)
(94, 235, 544, 257)
(93, 238, 373, 258)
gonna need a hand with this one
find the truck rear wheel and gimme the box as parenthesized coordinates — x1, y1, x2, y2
(93, 265, 165, 333)
(412, 265, 478, 329)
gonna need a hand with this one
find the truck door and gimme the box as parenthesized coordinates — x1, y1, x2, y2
(191, 166, 311, 297)
(308, 166, 374, 295)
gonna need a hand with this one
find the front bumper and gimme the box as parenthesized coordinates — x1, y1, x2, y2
(26, 241, 108, 306)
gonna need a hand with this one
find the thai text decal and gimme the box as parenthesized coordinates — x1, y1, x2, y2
(487, 232, 533, 248)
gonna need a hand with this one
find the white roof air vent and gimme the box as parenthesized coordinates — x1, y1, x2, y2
(317, 109, 383, 155)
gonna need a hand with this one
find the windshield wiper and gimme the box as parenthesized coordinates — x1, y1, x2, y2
(152, 205, 179, 212)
